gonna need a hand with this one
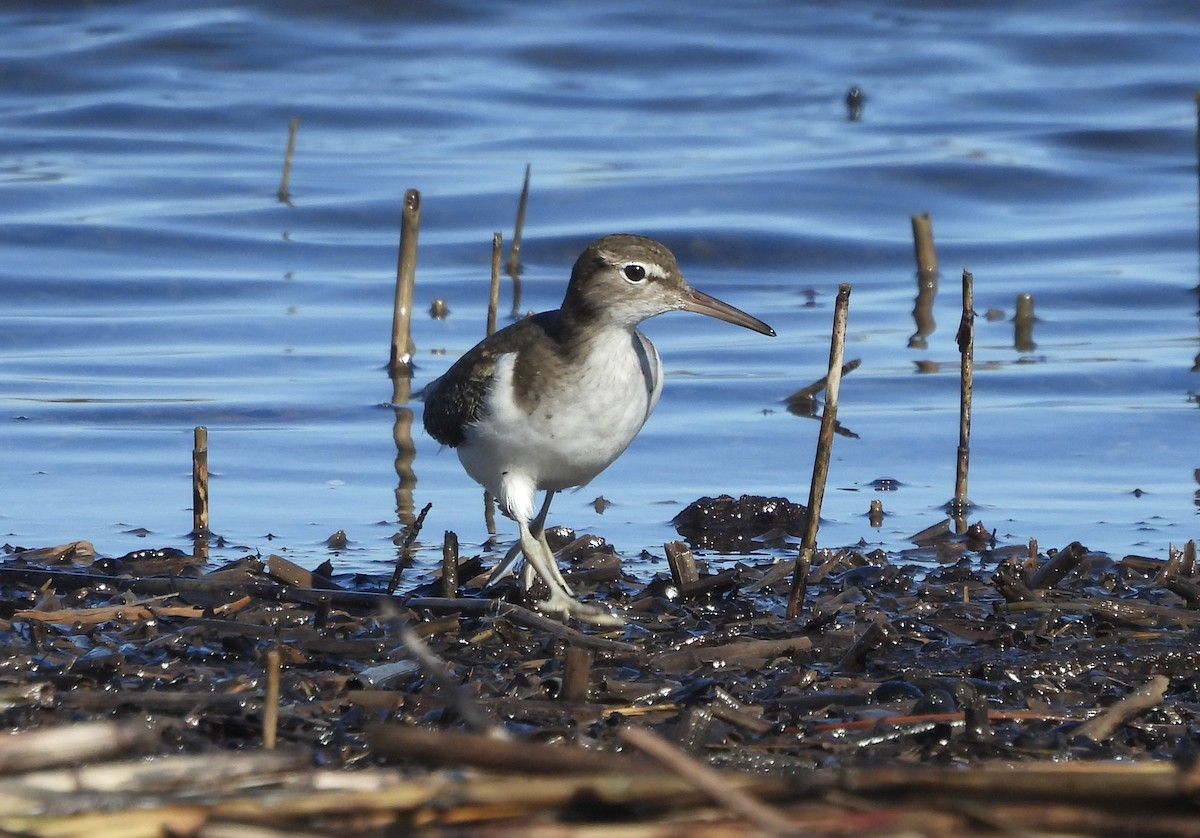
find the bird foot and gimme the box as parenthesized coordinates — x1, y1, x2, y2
(535, 589, 624, 627)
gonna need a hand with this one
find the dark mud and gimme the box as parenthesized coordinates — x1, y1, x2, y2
(1, 508, 1199, 836)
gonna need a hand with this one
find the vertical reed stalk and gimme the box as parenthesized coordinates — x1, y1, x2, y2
(1014, 292, 1035, 352)
(390, 189, 420, 373)
(488, 232, 502, 337)
(953, 269, 975, 532)
(440, 531, 460, 599)
(507, 164, 530, 315)
(192, 426, 209, 540)
(263, 645, 281, 749)
(787, 284, 851, 620)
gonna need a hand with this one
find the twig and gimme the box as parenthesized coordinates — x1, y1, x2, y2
(1073, 674, 1169, 743)
(952, 268, 974, 530)
(788, 283, 850, 619)
(387, 501, 432, 595)
(617, 725, 799, 837)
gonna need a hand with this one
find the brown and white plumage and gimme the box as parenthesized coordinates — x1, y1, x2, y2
(423, 234, 774, 624)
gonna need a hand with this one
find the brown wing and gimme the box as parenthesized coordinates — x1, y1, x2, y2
(421, 312, 560, 448)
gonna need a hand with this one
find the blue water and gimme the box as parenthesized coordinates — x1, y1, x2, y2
(2, 0, 1197, 580)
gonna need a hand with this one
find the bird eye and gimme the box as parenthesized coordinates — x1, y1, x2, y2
(623, 263, 647, 283)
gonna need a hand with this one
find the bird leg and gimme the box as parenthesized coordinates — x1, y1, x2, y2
(514, 491, 622, 626)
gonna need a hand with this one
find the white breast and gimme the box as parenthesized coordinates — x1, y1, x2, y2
(457, 327, 663, 522)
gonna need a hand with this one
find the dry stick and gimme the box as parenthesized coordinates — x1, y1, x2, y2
(263, 645, 281, 750)
(1014, 292, 1036, 352)
(389, 188, 420, 374)
(191, 426, 209, 560)
(276, 116, 299, 204)
(787, 283, 851, 620)
(387, 501, 432, 595)
(952, 269, 975, 533)
(617, 725, 799, 838)
(440, 531, 459, 599)
(507, 163, 531, 316)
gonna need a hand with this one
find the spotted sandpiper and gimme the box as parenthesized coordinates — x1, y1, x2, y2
(423, 234, 775, 624)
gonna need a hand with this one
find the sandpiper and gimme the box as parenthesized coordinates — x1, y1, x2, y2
(422, 234, 774, 624)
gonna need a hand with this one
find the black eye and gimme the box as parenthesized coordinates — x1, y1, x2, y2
(623, 263, 647, 282)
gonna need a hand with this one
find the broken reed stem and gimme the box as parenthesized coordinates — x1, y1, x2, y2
(561, 646, 594, 702)
(911, 212, 937, 281)
(390, 188, 420, 373)
(1014, 292, 1035, 352)
(440, 531, 459, 599)
(276, 116, 299, 204)
(488, 232, 502, 336)
(263, 645, 281, 749)
(787, 283, 851, 620)
(387, 501, 432, 595)
(953, 269, 975, 530)
(507, 163, 530, 315)
(617, 725, 798, 837)
(192, 426, 209, 538)
(665, 540, 700, 591)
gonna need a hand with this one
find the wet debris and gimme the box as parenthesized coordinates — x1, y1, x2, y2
(0, 527, 1198, 835)
(672, 494, 808, 552)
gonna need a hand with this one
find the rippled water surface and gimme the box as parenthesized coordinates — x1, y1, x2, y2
(2, 0, 1197, 578)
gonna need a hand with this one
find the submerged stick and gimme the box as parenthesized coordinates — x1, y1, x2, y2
(191, 426, 209, 540)
(507, 164, 530, 315)
(390, 189, 420, 373)
(787, 284, 851, 620)
(277, 116, 299, 204)
(952, 269, 975, 530)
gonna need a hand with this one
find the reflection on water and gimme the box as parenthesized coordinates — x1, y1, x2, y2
(0, 0, 1197, 578)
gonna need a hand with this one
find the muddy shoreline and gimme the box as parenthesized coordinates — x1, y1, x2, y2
(1, 514, 1199, 836)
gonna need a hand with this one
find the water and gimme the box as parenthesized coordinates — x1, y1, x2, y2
(2, 0, 1197, 581)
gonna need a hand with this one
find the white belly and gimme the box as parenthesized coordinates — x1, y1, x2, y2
(457, 328, 662, 522)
